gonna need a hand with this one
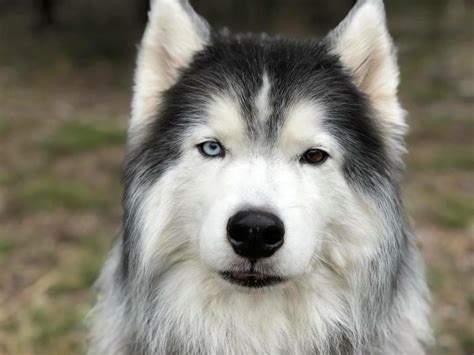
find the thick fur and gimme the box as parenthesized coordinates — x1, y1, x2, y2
(88, 0, 432, 354)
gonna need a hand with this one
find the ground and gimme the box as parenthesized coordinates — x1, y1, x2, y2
(0, 1, 472, 354)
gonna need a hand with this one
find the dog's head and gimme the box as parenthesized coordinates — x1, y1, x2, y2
(123, 0, 406, 290)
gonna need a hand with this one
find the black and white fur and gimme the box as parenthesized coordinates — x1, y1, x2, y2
(89, 0, 432, 353)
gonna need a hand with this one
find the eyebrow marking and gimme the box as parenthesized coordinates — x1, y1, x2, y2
(205, 93, 246, 142)
(278, 100, 331, 154)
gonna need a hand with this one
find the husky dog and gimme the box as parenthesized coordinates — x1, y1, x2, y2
(89, 0, 431, 353)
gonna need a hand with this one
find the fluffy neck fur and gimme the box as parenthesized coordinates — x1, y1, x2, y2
(89, 209, 430, 355)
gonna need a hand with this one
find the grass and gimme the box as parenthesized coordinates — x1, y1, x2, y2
(15, 178, 113, 212)
(468, 292, 474, 311)
(435, 197, 474, 229)
(0, 121, 13, 136)
(460, 330, 474, 354)
(48, 246, 106, 296)
(1, 237, 109, 354)
(412, 83, 453, 103)
(43, 121, 126, 155)
(0, 173, 9, 185)
(407, 187, 474, 229)
(28, 307, 85, 352)
(29, 240, 108, 352)
(0, 236, 16, 262)
(409, 149, 474, 171)
(427, 266, 445, 290)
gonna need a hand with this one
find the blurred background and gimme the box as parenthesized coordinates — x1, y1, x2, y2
(0, 0, 472, 354)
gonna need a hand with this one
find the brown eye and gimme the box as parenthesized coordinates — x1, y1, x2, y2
(301, 149, 329, 165)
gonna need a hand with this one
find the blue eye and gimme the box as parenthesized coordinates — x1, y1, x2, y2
(197, 141, 225, 158)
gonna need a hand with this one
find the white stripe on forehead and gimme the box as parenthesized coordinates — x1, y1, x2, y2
(255, 72, 272, 124)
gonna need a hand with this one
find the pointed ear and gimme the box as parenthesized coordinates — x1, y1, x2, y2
(327, 0, 405, 131)
(131, 0, 210, 131)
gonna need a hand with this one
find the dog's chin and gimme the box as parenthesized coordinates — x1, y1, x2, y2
(220, 271, 285, 289)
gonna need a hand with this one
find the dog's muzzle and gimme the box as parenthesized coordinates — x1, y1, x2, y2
(226, 209, 285, 260)
(221, 210, 286, 288)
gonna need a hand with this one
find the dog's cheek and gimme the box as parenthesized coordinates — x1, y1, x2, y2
(279, 167, 349, 274)
(135, 168, 197, 272)
(176, 162, 237, 271)
(198, 202, 236, 271)
(317, 176, 384, 272)
(267, 168, 324, 275)
(175, 158, 225, 222)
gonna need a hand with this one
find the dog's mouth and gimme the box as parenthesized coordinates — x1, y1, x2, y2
(221, 271, 284, 288)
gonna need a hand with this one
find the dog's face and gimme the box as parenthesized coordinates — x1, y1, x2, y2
(124, 0, 405, 290)
(177, 87, 352, 285)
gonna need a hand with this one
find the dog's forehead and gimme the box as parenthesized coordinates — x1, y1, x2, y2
(174, 36, 353, 144)
(203, 76, 328, 148)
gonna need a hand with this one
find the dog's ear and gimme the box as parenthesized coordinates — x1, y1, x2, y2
(131, 0, 210, 132)
(327, 0, 405, 130)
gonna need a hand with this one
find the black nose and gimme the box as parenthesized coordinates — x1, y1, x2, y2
(227, 210, 285, 260)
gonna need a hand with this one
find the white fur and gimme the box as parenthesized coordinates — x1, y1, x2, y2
(255, 72, 272, 124)
(130, 0, 209, 141)
(328, 0, 406, 139)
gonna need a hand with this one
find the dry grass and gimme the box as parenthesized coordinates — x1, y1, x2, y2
(0, 1, 472, 354)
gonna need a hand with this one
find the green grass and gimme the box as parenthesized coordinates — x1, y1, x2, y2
(407, 187, 474, 229)
(1, 318, 19, 334)
(427, 266, 445, 290)
(409, 149, 474, 172)
(0, 236, 16, 262)
(460, 329, 474, 353)
(468, 291, 474, 311)
(409, 115, 473, 142)
(43, 121, 126, 155)
(0, 237, 15, 254)
(25, 239, 109, 352)
(0, 120, 13, 136)
(435, 197, 474, 229)
(16, 178, 112, 211)
(29, 307, 85, 351)
(411, 84, 452, 103)
(0, 172, 12, 185)
(49, 250, 105, 295)
(0, 170, 21, 186)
